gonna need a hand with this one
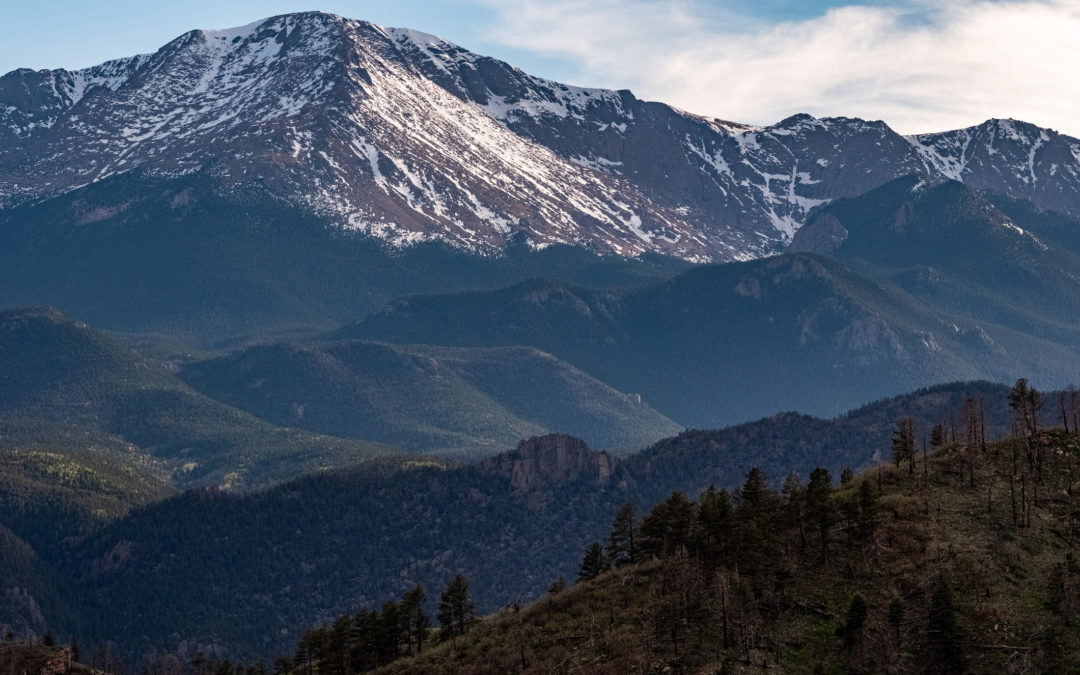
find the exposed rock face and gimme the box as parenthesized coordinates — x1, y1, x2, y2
(477, 434, 618, 494)
(2, 13, 1079, 262)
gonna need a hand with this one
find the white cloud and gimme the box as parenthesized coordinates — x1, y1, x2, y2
(471, 0, 1080, 137)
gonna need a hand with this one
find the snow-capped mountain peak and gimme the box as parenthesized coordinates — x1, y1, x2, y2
(2, 12, 1079, 262)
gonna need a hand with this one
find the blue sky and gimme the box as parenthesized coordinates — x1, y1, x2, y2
(1, 1, 870, 74)
(3, 1, 1079, 136)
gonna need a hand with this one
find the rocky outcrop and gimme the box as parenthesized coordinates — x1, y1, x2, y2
(477, 434, 619, 495)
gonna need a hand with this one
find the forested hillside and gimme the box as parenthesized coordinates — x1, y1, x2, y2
(306, 403, 1080, 672)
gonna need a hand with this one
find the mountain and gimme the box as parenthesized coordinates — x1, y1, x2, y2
(60, 435, 634, 660)
(3, 12, 1079, 267)
(179, 340, 681, 457)
(336, 171, 1080, 427)
(0, 170, 691, 342)
(332, 254, 1027, 427)
(0, 449, 176, 640)
(792, 175, 1080, 343)
(0, 308, 397, 488)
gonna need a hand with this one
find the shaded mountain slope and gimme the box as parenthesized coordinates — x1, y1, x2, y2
(792, 175, 1080, 346)
(0, 308, 396, 488)
(0, 172, 690, 343)
(0, 449, 175, 562)
(181, 341, 680, 457)
(336, 253, 1023, 427)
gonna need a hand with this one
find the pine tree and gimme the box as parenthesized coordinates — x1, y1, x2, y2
(400, 586, 430, 655)
(925, 573, 965, 673)
(805, 468, 834, 565)
(377, 600, 401, 663)
(782, 472, 807, 550)
(1009, 378, 1043, 437)
(437, 574, 475, 640)
(606, 502, 638, 567)
(578, 542, 608, 581)
(640, 491, 695, 559)
(839, 594, 867, 649)
(693, 486, 734, 570)
(855, 480, 878, 544)
(930, 423, 946, 449)
(735, 468, 781, 580)
(892, 418, 916, 473)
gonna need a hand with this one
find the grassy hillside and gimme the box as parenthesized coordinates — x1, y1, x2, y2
(181, 341, 681, 458)
(381, 428, 1080, 673)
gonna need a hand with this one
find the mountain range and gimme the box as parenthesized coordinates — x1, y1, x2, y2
(3, 11, 1080, 266)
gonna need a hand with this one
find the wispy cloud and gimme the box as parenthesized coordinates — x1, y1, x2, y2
(471, 0, 1080, 136)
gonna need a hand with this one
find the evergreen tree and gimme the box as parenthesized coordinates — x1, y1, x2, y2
(735, 468, 781, 580)
(1009, 378, 1043, 437)
(805, 468, 834, 565)
(438, 574, 475, 639)
(377, 600, 401, 663)
(839, 594, 867, 649)
(855, 480, 878, 544)
(326, 615, 351, 675)
(930, 423, 946, 449)
(892, 417, 916, 473)
(400, 585, 430, 655)
(214, 661, 236, 675)
(351, 610, 378, 671)
(606, 502, 638, 567)
(782, 472, 807, 550)
(693, 486, 734, 570)
(640, 491, 696, 558)
(578, 542, 608, 581)
(925, 573, 965, 673)
(271, 656, 291, 675)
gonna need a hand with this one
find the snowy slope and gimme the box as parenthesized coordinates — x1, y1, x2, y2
(2, 12, 1079, 262)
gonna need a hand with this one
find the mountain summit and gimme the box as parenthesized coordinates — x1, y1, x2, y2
(2, 12, 1079, 262)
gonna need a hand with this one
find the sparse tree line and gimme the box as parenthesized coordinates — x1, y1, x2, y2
(573, 464, 895, 669)
(563, 377, 1080, 671)
(267, 574, 477, 675)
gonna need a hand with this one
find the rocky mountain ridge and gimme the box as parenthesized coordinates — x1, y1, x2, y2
(3, 12, 1079, 262)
